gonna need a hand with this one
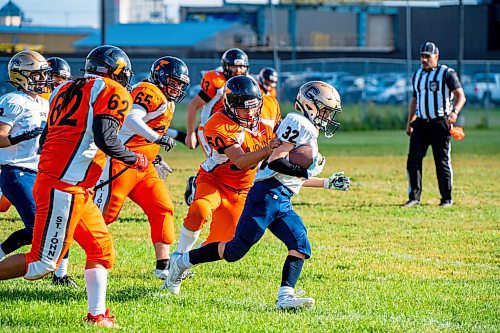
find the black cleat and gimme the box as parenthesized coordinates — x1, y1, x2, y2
(52, 274, 78, 288)
(401, 200, 420, 207)
(184, 176, 197, 206)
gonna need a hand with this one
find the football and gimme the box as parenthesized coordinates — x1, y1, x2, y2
(288, 144, 314, 168)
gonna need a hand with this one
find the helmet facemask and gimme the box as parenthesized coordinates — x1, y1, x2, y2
(12, 68, 52, 94)
(295, 81, 342, 138)
(313, 101, 341, 138)
(225, 97, 262, 132)
(163, 77, 189, 103)
(112, 65, 133, 91)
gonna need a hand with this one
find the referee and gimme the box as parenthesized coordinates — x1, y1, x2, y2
(403, 41, 466, 207)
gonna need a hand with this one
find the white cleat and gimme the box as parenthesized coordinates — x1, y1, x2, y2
(276, 293, 315, 310)
(161, 252, 185, 294)
(154, 268, 169, 280)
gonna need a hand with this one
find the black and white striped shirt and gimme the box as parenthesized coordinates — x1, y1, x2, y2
(412, 65, 462, 119)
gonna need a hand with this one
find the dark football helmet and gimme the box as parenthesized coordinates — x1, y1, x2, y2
(258, 67, 278, 92)
(150, 56, 190, 103)
(84, 45, 133, 88)
(223, 76, 262, 130)
(46, 57, 71, 89)
(221, 48, 249, 79)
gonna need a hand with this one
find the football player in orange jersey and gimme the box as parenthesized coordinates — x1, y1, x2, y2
(257, 67, 278, 97)
(39, 57, 72, 101)
(183, 48, 249, 206)
(171, 75, 281, 263)
(0, 45, 148, 328)
(94, 56, 190, 280)
(38, 56, 76, 286)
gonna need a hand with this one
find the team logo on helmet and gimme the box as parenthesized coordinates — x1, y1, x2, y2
(10, 59, 21, 67)
(304, 85, 321, 101)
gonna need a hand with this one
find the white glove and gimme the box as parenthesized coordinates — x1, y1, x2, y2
(306, 154, 325, 178)
(153, 155, 173, 180)
(324, 172, 350, 191)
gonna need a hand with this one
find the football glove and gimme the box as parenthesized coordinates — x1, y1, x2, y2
(155, 133, 176, 152)
(8, 127, 43, 145)
(324, 172, 350, 191)
(153, 155, 173, 179)
(306, 155, 325, 178)
(130, 153, 148, 172)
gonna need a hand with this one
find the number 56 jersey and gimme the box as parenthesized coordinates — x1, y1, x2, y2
(38, 77, 133, 188)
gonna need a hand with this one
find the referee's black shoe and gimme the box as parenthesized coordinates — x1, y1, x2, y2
(401, 200, 420, 207)
(439, 200, 453, 207)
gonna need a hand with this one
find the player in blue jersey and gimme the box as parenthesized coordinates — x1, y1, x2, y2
(163, 81, 350, 310)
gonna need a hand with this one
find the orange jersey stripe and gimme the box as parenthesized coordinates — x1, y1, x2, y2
(119, 82, 174, 161)
(39, 77, 132, 188)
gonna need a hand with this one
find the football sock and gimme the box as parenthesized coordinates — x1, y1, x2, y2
(167, 128, 187, 144)
(1, 229, 32, 254)
(55, 258, 69, 278)
(187, 242, 221, 266)
(176, 225, 201, 253)
(280, 255, 304, 289)
(156, 259, 169, 270)
(278, 286, 295, 301)
(84, 268, 108, 316)
(0, 244, 5, 260)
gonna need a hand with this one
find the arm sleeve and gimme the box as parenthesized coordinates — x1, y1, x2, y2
(268, 157, 308, 178)
(93, 114, 137, 165)
(122, 106, 160, 143)
(38, 125, 48, 151)
(446, 69, 462, 91)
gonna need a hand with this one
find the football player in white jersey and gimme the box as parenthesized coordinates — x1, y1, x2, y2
(163, 81, 350, 310)
(0, 51, 76, 287)
(0, 51, 50, 262)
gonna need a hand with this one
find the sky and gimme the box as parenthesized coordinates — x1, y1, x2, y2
(11, 0, 273, 27)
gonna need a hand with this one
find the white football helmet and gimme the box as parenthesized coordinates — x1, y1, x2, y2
(295, 81, 342, 138)
(8, 51, 51, 94)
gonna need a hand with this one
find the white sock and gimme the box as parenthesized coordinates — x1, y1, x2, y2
(54, 258, 69, 277)
(0, 244, 5, 260)
(176, 225, 201, 253)
(177, 252, 194, 270)
(84, 268, 108, 316)
(278, 286, 294, 301)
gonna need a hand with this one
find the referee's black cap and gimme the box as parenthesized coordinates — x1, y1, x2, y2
(420, 42, 439, 55)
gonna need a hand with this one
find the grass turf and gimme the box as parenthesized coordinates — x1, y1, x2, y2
(0, 128, 498, 332)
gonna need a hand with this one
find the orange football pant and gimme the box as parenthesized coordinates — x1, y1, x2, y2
(25, 173, 115, 280)
(0, 195, 11, 212)
(97, 160, 175, 245)
(183, 171, 248, 244)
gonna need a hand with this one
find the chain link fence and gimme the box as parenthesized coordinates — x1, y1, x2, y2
(1, 56, 498, 128)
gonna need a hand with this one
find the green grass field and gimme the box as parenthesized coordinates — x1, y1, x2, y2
(1, 128, 499, 332)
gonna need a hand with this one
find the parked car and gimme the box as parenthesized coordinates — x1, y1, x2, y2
(471, 73, 500, 106)
(373, 78, 411, 104)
